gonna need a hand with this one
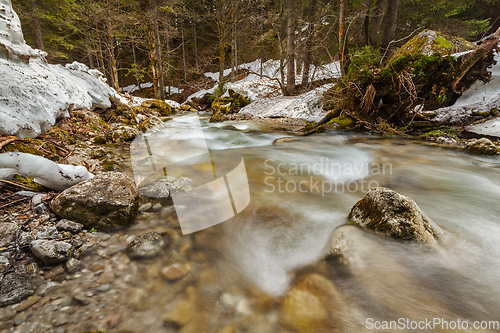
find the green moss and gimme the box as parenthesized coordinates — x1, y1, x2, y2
(13, 175, 45, 191)
(3, 142, 43, 156)
(421, 128, 459, 140)
(330, 116, 355, 130)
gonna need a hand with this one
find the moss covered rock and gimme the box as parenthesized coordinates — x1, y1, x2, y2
(50, 172, 140, 231)
(112, 126, 141, 143)
(464, 138, 500, 155)
(138, 116, 163, 132)
(390, 30, 474, 61)
(141, 100, 173, 116)
(348, 187, 443, 244)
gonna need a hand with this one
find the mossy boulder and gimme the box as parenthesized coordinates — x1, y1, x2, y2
(348, 187, 443, 245)
(209, 89, 250, 122)
(138, 116, 163, 132)
(141, 100, 173, 116)
(464, 138, 500, 155)
(390, 30, 474, 61)
(112, 126, 141, 143)
(50, 172, 140, 231)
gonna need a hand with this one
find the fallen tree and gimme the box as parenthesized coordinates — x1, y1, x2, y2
(304, 28, 500, 135)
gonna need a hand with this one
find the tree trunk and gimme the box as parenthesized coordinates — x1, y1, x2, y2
(301, 0, 317, 89)
(88, 52, 95, 69)
(381, 0, 400, 50)
(217, 0, 228, 93)
(192, 22, 199, 70)
(286, 0, 295, 96)
(131, 40, 141, 92)
(339, 0, 348, 76)
(181, 28, 187, 83)
(29, 0, 44, 50)
(149, 0, 165, 100)
(369, 0, 388, 47)
(353, 1, 370, 48)
(260, 6, 264, 77)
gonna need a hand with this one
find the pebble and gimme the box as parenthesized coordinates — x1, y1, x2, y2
(16, 295, 40, 312)
(56, 220, 84, 234)
(65, 258, 81, 274)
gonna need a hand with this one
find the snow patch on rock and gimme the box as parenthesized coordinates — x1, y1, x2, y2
(0, 152, 94, 191)
(433, 46, 500, 124)
(238, 83, 335, 121)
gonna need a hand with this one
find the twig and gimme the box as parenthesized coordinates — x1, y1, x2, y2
(0, 138, 22, 150)
(0, 197, 31, 210)
(0, 179, 37, 192)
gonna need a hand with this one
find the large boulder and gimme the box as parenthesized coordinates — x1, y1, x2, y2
(50, 172, 140, 231)
(390, 29, 474, 61)
(348, 187, 443, 244)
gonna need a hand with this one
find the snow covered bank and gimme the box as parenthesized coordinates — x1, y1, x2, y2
(186, 59, 341, 103)
(0, 0, 116, 138)
(432, 46, 500, 124)
(238, 84, 335, 121)
(120, 83, 184, 95)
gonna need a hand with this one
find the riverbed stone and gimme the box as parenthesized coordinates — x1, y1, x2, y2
(0, 272, 38, 307)
(50, 172, 140, 231)
(30, 240, 74, 265)
(0, 223, 18, 247)
(348, 187, 443, 244)
(55, 220, 83, 234)
(126, 231, 165, 259)
(464, 138, 499, 155)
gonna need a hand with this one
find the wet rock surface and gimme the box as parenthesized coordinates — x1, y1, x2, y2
(30, 240, 74, 265)
(0, 271, 38, 307)
(348, 187, 444, 244)
(126, 231, 165, 259)
(50, 172, 140, 231)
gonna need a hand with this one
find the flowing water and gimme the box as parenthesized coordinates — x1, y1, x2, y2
(40, 115, 500, 332)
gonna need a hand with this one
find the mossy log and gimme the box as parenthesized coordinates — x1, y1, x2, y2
(305, 28, 500, 135)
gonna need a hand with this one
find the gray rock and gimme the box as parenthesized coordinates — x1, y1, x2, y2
(0, 272, 38, 306)
(138, 182, 170, 198)
(37, 281, 61, 296)
(464, 138, 499, 155)
(55, 220, 83, 234)
(30, 240, 74, 265)
(126, 231, 165, 259)
(35, 226, 61, 240)
(97, 283, 110, 293)
(50, 172, 140, 231)
(73, 294, 90, 306)
(0, 222, 18, 247)
(65, 258, 81, 273)
(348, 187, 443, 244)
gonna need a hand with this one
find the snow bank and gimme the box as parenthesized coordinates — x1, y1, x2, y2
(186, 59, 340, 103)
(0, 0, 116, 138)
(0, 152, 93, 191)
(238, 83, 335, 121)
(433, 49, 500, 124)
(120, 83, 184, 95)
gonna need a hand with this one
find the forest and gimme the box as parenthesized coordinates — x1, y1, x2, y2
(13, 0, 500, 101)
